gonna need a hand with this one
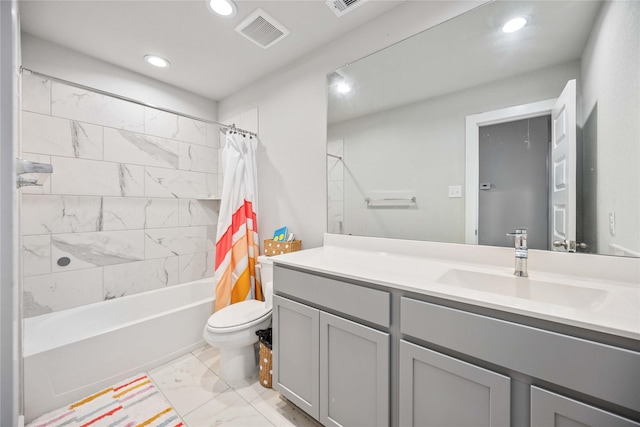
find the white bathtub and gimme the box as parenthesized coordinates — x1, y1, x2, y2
(23, 278, 215, 422)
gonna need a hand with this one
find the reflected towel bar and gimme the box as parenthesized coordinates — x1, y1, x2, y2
(365, 196, 417, 207)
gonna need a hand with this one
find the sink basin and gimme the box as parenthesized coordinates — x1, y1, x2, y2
(436, 269, 608, 310)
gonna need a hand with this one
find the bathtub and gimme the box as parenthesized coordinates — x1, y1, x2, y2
(23, 278, 215, 422)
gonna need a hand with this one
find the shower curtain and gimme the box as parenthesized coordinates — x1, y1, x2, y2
(214, 130, 262, 311)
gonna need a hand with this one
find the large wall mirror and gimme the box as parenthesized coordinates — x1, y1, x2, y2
(326, 0, 639, 257)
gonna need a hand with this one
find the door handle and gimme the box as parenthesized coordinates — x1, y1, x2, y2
(553, 240, 588, 250)
(552, 240, 568, 249)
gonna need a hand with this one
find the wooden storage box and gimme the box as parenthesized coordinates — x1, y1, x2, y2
(263, 239, 302, 256)
(258, 342, 272, 388)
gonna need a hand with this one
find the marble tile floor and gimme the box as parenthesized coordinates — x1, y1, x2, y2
(148, 345, 323, 427)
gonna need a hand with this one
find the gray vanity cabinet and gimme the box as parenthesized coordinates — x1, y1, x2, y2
(272, 266, 391, 426)
(531, 387, 640, 427)
(399, 340, 510, 427)
(320, 311, 389, 427)
(272, 295, 320, 419)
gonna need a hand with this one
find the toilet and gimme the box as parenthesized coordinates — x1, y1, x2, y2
(203, 255, 274, 382)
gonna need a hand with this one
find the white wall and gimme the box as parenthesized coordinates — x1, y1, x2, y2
(21, 33, 218, 121)
(219, 1, 486, 249)
(328, 61, 580, 243)
(581, 1, 640, 256)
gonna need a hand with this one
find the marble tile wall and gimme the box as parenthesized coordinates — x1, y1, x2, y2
(20, 74, 222, 317)
(327, 139, 344, 234)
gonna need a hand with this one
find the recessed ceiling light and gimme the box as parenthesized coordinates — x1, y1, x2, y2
(502, 17, 528, 33)
(144, 55, 170, 68)
(207, 0, 237, 17)
(337, 82, 351, 94)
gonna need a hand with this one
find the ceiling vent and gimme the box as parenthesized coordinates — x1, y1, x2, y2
(235, 8, 290, 49)
(325, 0, 370, 17)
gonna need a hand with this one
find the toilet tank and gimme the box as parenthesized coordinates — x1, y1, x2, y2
(257, 255, 274, 284)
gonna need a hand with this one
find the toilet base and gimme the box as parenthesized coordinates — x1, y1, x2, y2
(219, 344, 258, 382)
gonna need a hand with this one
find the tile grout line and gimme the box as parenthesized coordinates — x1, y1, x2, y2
(145, 373, 188, 426)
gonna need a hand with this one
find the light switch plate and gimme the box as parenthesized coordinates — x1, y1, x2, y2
(609, 212, 616, 236)
(448, 185, 463, 198)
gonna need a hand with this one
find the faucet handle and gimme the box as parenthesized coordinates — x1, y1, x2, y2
(506, 229, 527, 236)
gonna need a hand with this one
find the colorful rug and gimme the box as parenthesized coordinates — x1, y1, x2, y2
(27, 374, 183, 427)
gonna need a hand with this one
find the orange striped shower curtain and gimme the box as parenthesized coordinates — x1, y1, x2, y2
(214, 131, 262, 311)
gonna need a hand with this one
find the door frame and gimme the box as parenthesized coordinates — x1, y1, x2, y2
(464, 99, 556, 244)
(0, 0, 20, 424)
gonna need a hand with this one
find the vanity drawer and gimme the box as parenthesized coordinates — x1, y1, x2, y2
(401, 297, 640, 412)
(274, 266, 390, 328)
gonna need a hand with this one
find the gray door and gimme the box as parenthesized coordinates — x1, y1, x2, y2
(320, 312, 389, 427)
(478, 115, 550, 250)
(399, 340, 510, 427)
(272, 295, 320, 420)
(531, 387, 640, 427)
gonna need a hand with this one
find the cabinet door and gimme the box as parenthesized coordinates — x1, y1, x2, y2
(272, 295, 320, 420)
(531, 387, 640, 427)
(320, 311, 389, 427)
(399, 340, 510, 427)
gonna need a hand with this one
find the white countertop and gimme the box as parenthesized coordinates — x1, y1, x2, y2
(271, 237, 640, 341)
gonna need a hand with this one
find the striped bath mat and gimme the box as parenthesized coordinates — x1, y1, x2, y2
(27, 374, 182, 427)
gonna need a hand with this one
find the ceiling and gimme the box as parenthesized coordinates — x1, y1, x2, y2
(19, 0, 405, 101)
(328, 0, 602, 123)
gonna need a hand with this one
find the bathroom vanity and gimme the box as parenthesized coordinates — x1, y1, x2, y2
(271, 235, 640, 427)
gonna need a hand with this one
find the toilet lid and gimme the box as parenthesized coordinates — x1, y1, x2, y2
(207, 300, 270, 329)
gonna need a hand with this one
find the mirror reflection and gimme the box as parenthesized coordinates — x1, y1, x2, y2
(326, 0, 639, 257)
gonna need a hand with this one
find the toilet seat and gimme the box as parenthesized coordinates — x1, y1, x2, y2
(206, 300, 271, 333)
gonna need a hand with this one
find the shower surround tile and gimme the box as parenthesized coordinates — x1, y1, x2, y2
(103, 128, 179, 169)
(179, 142, 217, 173)
(178, 252, 214, 283)
(328, 201, 344, 222)
(20, 78, 222, 317)
(51, 157, 144, 197)
(51, 82, 145, 131)
(51, 230, 145, 272)
(327, 158, 344, 181)
(144, 107, 207, 146)
(101, 197, 147, 231)
(145, 226, 208, 259)
(144, 198, 180, 228)
(328, 180, 344, 202)
(206, 174, 219, 199)
(21, 74, 51, 115)
(179, 199, 219, 227)
(22, 268, 103, 317)
(144, 167, 207, 199)
(23, 235, 51, 277)
(21, 195, 102, 235)
(206, 123, 220, 148)
(103, 257, 179, 299)
(206, 226, 216, 252)
(22, 112, 103, 160)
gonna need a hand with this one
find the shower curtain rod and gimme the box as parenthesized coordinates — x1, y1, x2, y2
(20, 67, 258, 138)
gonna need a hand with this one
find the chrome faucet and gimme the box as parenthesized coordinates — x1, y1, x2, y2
(506, 229, 528, 277)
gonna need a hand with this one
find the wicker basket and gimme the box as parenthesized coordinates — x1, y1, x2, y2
(258, 342, 273, 388)
(263, 239, 302, 256)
